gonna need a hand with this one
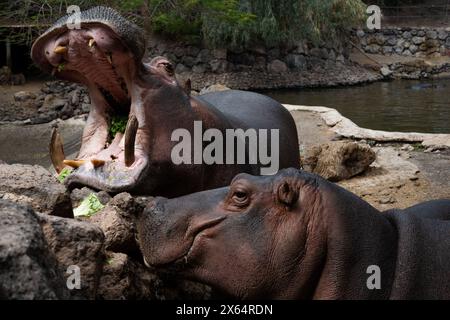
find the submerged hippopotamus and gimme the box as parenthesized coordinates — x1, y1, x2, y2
(31, 6, 299, 196)
(135, 168, 450, 299)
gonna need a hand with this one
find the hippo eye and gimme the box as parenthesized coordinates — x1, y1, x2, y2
(161, 62, 174, 76)
(232, 190, 249, 206)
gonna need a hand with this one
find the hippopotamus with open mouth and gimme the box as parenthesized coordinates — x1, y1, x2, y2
(31, 6, 300, 196)
(135, 168, 450, 299)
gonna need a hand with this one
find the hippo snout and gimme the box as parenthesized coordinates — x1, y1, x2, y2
(135, 189, 229, 268)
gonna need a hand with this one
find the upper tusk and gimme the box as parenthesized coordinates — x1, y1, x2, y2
(88, 38, 95, 47)
(54, 46, 68, 54)
(63, 159, 86, 168)
(106, 53, 112, 64)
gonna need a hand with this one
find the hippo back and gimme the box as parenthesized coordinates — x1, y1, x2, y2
(386, 200, 450, 299)
(199, 90, 300, 170)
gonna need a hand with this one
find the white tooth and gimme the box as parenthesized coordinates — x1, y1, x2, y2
(88, 38, 95, 47)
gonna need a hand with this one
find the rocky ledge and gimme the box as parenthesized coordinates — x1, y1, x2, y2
(0, 163, 211, 300)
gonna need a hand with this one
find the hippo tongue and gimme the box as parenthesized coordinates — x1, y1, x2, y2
(56, 115, 150, 193)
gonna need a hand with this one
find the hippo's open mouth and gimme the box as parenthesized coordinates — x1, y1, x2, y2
(144, 215, 227, 269)
(31, 7, 150, 192)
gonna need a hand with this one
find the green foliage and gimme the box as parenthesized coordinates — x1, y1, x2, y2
(57, 167, 73, 183)
(149, 0, 366, 48)
(73, 193, 105, 217)
(109, 115, 128, 139)
(1, 0, 366, 48)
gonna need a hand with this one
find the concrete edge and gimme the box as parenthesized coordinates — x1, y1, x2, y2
(283, 104, 450, 148)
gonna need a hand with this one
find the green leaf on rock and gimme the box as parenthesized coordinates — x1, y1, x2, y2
(57, 167, 73, 183)
(73, 193, 105, 217)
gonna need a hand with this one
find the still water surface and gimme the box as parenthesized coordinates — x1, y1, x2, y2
(264, 79, 450, 134)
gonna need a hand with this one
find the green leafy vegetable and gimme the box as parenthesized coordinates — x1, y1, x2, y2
(57, 167, 73, 183)
(73, 193, 105, 217)
(109, 115, 128, 139)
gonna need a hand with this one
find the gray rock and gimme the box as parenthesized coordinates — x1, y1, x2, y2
(403, 49, 412, 56)
(14, 91, 36, 102)
(81, 103, 91, 113)
(0, 164, 73, 218)
(192, 64, 207, 74)
(196, 49, 212, 64)
(383, 46, 393, 54)
(0, 201, 69, 299)
(426, 30, 437, 39)
(181, 56, 195, 67)
(356, 29, 365, 37)
(285, 54, 306, 70)
(68, 89, 80, 106)
(89, 193, 140, 255)
(212, 48, 227, 60)
(163, 52, 178, 64)
(375, 34, 385, 45)
(387, 37, 397, 46)
(186, 46, 200, 57)
(173, 46, 186, 58)
(175, 63, 190, 74)
(418, 30, 425, 37)
(267, 59, 288, 73)
(41, 94, 66, 111)
(336, 54, 345, 63)
(381, 66, 393, 77)
(209, 59, 228, 73)
(303, 142, 376, 182)
(394, 46, 404, 54)
(267, 48, 280, 59)
(403, 31, 412, 39)
(409, 44, 419, 54)
(309, 47, 322, 57)
(97, 252, 158, 299)
(438, 29, 448, 40)
(37, 213, 105, 299)
(412, 36, 425, 45)
(366, 44, 381, 54)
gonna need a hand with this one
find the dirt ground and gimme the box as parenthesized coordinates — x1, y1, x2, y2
(0, 81, 44, 121)
(291, 110, 450, 211)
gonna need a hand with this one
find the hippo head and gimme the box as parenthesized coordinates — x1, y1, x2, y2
(31, 6, 191, 193)
(135, 168, 332, 299)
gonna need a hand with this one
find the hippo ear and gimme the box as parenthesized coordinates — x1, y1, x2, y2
(277, 180, 299, 207)
(182, 79, 191, 96)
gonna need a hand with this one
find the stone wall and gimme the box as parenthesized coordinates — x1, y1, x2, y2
(143, 36, 385, 91)
(146, 36, 350, 76)
(354, 27, 450, 58)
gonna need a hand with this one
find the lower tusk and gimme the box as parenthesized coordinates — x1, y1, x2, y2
(51, 67, 57, 76)
(91, 159, 105, 167)
(124, 115, 139, 167)
(54, 46, 67, 54)
(63, 159, 86, 168)
(88, 38, 95, 47)
(49, 127, 65, 174)
(106, 53, 112, 64)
